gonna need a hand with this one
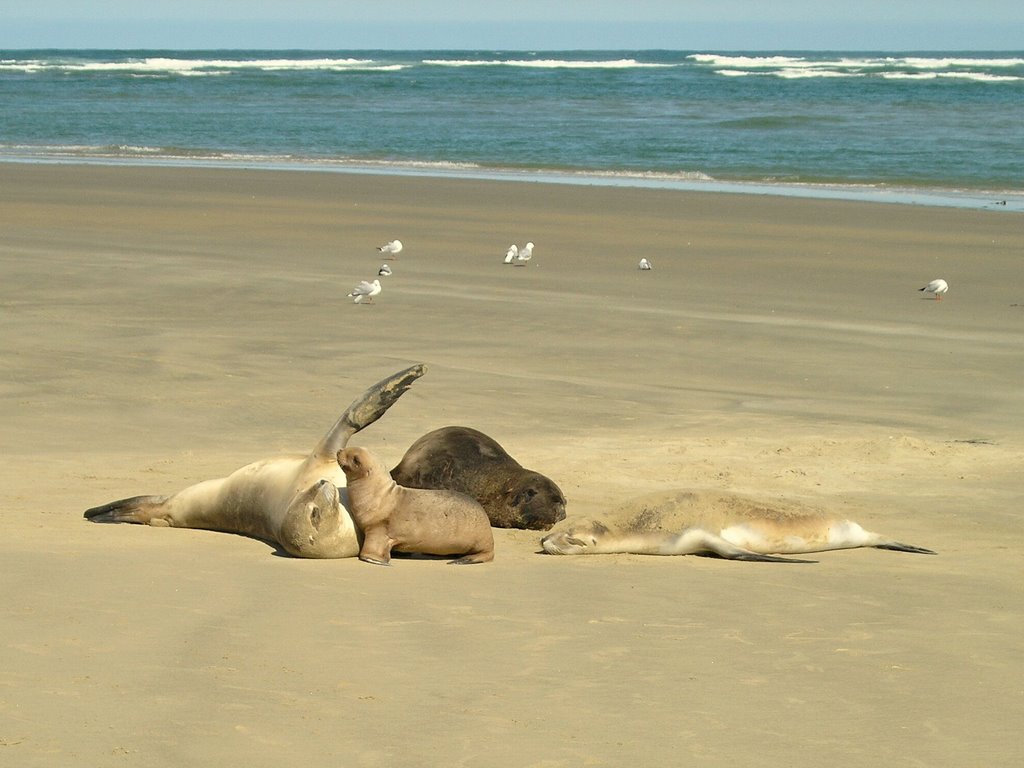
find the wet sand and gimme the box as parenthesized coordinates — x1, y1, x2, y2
(1, 162, 1022, 766)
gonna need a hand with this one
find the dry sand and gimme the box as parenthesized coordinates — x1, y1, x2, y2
(1, 163, 1022, 766)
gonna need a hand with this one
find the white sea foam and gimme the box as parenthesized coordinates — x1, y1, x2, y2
(774, 69, 858, 79)
(689, 54, 809, 68)
(690, 53, 1023, 81)
(690, 53, 1024, 70)
(0, 60, 47, 73)
(896, 56, 1024, 69)
(1, 56, 401, 75)
(880, 72, 939, 81)
(422, 58, 671, 69)
(882, 71, 1021, 82)
(936, 72, 1021, 82)
(714, 68, 855, 78)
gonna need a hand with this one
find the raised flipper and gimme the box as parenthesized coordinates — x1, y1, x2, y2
(313, 363, 427, 460)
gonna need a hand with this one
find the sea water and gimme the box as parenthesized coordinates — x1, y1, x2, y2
(1, 50, 1021, 208)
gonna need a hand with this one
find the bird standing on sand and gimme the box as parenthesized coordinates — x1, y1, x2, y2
(919, 278, 949, 300)
(514, 242, 534, 266)
(638, 258, 652, 270)
(348, 279, 382, 304)
(377, 240, 403, 256)
(378, 264, 393, 277)
(503, 244, 518, 264)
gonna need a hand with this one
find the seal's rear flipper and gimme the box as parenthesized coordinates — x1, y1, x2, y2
(718, 551, 818, 564)
(84, 495, 169, 524)
(673, 529, 817, 562)
(449, 551, 495, 565)
(874, 542, 937, 555)
(315, 363, 427, 459)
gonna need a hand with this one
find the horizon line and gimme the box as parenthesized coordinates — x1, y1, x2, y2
(3, 46, 1023, 52)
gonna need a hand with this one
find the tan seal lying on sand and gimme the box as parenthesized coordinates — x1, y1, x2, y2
(338, 446, 494, 566)
(83, 364, 427, 557)
(541, 489, 936, 562)
(390, 425, 566, 530)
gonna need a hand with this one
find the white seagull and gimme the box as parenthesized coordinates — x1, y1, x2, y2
(378, 263, 393, 277)
(638, 258, 652, 271)
(348, 279, 382, 304)
(377, 240, 403, 256)
(514, 241, 534, 266)
(919, 278, 948, 300)
(503, 244, 518, 264)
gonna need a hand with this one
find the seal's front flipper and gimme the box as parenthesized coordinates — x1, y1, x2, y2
(316, 363, 428, 459)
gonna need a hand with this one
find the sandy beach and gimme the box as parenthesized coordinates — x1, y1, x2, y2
(1, 162, 1022, 766)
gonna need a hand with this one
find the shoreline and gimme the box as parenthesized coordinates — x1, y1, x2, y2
(2, 154, 1022, 212)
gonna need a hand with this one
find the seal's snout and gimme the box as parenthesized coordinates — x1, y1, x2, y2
(337, 447, 370, 479)
(540, 532, 573, 555)
(337, 449, 354, 474)
(315, 478, 339, 503)
(552, 499, 567, 522)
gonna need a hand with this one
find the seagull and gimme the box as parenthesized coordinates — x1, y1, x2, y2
(378, 263, 393, 277)
(638, 258, 652, 270)
(377, 240, 403, 256)
(919, 278, 949, 300)
(514, 242, 534, 266)
(503, 244, 518, 264)
(348, 279, 381, 304)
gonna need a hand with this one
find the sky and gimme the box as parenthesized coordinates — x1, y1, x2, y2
(2, 1, 1022, 50)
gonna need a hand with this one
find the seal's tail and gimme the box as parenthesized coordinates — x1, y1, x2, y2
(84, 495, 168, 524)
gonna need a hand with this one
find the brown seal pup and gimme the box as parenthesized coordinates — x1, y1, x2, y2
(83, 364, 427, 557)
(338, 446, 494, 565)
(389, 426, 566, 530)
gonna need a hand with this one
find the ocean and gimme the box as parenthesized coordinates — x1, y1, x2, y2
(1, 50, 1022, 209)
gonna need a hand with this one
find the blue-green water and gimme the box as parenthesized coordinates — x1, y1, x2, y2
(1, 50, 1022, 206)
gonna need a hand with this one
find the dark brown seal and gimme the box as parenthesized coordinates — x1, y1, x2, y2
(338, 446, 494, 566)
(389, 426, 567, 530)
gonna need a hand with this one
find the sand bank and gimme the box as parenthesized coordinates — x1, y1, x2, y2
(1, 163, 1022, 766)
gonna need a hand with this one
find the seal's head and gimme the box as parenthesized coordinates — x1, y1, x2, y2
(337, 447, 375, 481)
(540, 521, 609, 555)
(501, 472, 567, 530)
(279, 478, 345, 557)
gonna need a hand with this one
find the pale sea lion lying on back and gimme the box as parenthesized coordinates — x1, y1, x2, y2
(390, 425, 567, 530)
(541, 489, 936, 562)
(83, 364, 427, 557)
